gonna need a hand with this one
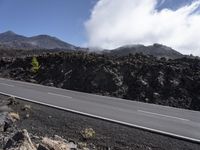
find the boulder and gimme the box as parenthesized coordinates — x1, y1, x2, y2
(39, 137, 77, 150)
(4, 129, 37, 150)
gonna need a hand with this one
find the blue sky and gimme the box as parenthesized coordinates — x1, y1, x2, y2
(0, 0, 97, 46)
(0, 0, 198, 48)
(157, 0, 194, 10)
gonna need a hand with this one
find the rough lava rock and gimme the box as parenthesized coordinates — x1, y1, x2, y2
(4, 129, 37, 150)
(0, 52, 200, 111)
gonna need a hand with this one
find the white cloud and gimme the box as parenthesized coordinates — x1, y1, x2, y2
(85, 0, 200, 56)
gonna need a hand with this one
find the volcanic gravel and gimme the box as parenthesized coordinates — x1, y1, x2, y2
(1, 95, 200, 150)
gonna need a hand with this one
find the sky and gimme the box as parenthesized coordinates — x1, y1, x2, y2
(0, 0, 200, 55)
(0, 0, 97, 46)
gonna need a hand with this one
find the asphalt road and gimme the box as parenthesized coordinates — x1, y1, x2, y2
(0, 77, 200, 143)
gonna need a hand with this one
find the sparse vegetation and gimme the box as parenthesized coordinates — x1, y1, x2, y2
(7, 96, 18, 105)
(22, 104, 31, 111)
(31, 56, 40, 73)
(81, 128, 96, 139)
(1, 95, 199, 150)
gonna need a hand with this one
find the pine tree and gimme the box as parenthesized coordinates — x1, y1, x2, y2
(31, 56, 40, 73)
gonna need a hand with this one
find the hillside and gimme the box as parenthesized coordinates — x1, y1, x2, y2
(103, 44, 183, 59)
(0, 31, 189, 59)
(0, 31, 76, 50)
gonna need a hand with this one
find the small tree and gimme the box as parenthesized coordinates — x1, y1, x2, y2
(31, 56, 40, 73)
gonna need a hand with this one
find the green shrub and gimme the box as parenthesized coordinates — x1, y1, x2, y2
(31, 56, 40, 73)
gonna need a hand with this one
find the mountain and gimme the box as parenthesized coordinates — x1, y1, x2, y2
(0, 31, 189, 59)
(0, 31, 26, 42)
(0, 31, 76, 50)
(103, 44, 183, 59)
(28, 35, 76, 50)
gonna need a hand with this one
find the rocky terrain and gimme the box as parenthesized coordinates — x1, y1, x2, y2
(0, 48, 69, 58)
(1, 95, 200, 150)
(0, 95, 95, 150)
(0, 51, 200, 111)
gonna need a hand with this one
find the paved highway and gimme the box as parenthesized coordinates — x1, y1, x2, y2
(0, 77, 200, 143)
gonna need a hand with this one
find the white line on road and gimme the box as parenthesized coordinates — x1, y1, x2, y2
(0, 91, 199, 143)
(0, 78, 195, 115)
(0, 83, 14, 87)
(138, 110, 190, 121)
(48, 92, 72, 99)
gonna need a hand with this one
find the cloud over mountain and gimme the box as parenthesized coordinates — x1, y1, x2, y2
(85, 0, 200, 56)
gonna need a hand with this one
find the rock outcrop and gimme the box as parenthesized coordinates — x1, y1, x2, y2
(0, 102, 88, 150)
(0, 52, 200, 111)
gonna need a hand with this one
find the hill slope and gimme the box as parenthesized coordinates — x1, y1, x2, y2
(103, 44, 183, 59)
(0, 31, 76, 50)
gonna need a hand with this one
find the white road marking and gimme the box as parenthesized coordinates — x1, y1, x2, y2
(0, 83, 14, 87)
(138, 110, 190, 121)
(0, 91, 199, 143)
(0, 78, 194, 114)
(0, 78, 173, 109)
(48, 92, 72, 99)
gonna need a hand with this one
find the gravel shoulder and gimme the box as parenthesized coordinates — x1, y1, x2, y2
(0, 94, 200, 150)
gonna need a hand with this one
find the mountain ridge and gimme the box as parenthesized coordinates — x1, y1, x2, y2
(0, 31, 76, 50)
(102, 43, 184, 59)
(0, 30, 193, 59)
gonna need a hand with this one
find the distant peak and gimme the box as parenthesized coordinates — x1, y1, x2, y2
(153, 43, 162, 47)
(37, 34, 50, 37)
(32, 34, 60, 41)
(152, 43, 169, 48)
(3, 30, 16, 35)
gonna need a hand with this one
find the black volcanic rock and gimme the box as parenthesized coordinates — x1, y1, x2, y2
(0, 31, 76, 50)
(104, 43, 183, 59)
(0, 52, 200, 111)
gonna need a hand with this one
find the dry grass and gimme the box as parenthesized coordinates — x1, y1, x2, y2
(81, 128, 96, 139)
(8, 112, 20, 122)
